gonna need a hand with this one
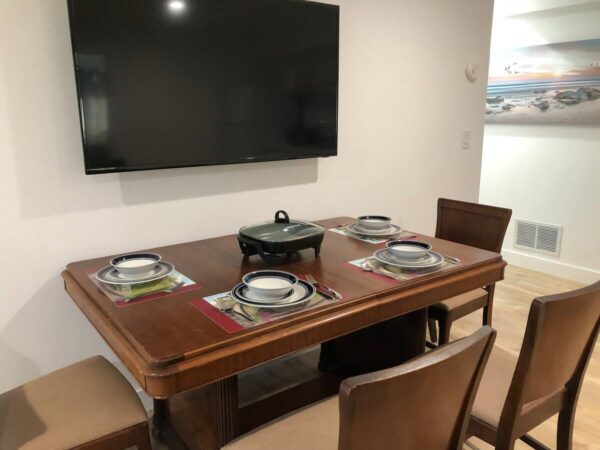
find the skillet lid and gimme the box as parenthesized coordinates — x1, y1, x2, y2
(239, 210, 325, 243)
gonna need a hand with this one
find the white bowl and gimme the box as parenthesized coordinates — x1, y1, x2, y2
(357, 215, 392, 230)
(386, 240, 432, 260)
(242, 270, 298, 299)
(110, 253, 161, 277)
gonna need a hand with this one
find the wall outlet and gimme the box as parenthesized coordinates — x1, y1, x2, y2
(461, 129, 471, 150)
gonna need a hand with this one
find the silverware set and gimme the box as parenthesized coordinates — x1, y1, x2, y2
(359, 260, 406, 281)
(440, 254, 461, 264)
(305, 274, 343, 300)
(215, 296, 256, 321)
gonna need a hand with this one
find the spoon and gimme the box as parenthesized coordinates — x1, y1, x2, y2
(359, 260, 402, 280)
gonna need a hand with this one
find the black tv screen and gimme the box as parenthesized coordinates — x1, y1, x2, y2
(67, 0, 339, 174)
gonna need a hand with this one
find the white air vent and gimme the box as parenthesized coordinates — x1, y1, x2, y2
(514, 219, 562, 256)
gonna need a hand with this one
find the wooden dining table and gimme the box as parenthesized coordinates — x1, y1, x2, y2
(62, 216, 506, 449)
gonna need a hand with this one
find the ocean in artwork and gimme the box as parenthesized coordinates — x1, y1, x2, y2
(486, 39, 600, 124)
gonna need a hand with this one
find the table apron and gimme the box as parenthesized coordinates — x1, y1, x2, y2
(65, 261, 505, 397)
(148, 261, 504, 396)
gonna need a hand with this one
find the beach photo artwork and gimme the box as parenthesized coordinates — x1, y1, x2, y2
(486, 39, 600, 124)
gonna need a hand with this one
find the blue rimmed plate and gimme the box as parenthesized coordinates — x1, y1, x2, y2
(373, 248, 444, 270)
(348, 223, 402, 237)
(231, 279, 316, 309)
(95, 261, 175, 285)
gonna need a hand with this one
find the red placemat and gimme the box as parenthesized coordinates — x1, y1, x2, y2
(190, 298, 245, 333)
(113, 283, 200, 307)
(345, 256, 460, 283)
(88, 268, 200, 307)
(190, 275, 347, 333)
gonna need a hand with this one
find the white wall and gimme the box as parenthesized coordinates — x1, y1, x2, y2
(480, 1, 600, 283)
(493, 0, 599, 18)
(0, 0, 494, 394)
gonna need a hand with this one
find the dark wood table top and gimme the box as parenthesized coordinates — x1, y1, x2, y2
(62, 217, 506, 396)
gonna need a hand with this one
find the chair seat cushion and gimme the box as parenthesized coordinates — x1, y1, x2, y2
(222, 396, 339, 450)
(471, 345, 518, 427)
(0, 356, 148, 450)
(432, 288, 488, 312)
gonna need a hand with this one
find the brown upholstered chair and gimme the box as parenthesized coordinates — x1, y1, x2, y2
(222, 326, 496, 450)
(0, 356, 151, 450)
(467, 281, 600, 450)
(428, 198, 512, 346)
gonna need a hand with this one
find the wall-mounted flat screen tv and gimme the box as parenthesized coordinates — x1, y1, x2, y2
(67, 0, 339, 174)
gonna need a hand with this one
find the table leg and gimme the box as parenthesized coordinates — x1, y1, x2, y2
(323, 308, 427, 374)
(318, 340, 343, 372)
(152, 398, 170, 441)
(210, 376, 239, 449)
(155, 376, 240, 450)
(483, 284, 495, 326)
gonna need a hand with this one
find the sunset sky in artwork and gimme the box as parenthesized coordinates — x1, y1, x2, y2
(488, 39, 600, 85)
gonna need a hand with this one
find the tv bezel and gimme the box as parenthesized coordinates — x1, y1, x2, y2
(66, 0, 340, 175)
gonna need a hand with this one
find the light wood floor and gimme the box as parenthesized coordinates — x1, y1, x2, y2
(456, 265, 599, 450)
(153, 265, 599, 449)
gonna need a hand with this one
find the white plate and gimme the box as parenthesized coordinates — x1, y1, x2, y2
(373, 249, 444, 270)
(348, 223, 402, 237)
(95, 261, 175, 285)
(231, 280, 316, 308)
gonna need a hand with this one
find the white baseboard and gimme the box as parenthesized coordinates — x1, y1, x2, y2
(502, 249, 600, 284)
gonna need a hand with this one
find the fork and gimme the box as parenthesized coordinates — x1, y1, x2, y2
(215, 297, 256, 321)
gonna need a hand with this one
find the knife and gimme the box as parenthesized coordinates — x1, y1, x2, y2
(304, 274, 343, 300)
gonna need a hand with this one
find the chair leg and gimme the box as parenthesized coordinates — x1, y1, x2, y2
(427, 317, 438, 344)
(136, 421, 152, 450)
(495, 438, 517, 450)
(520, 434, 551, 450)
(438, 316, 452, 346)
(482, 284, 495, 326)
(557, 408, 575, 450)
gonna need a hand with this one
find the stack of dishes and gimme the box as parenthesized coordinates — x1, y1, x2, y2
(373, 240, 444, 273)
(230, 270, 316, 309)
(347, 215, 402, 239)
(95, 253, 175, 289)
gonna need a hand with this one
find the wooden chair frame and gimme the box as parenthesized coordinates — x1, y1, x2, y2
(467, 281, 600, 450)
(71, 421, 151, 450)
(338, 327, 496, 450)
(428, 198, 512, 346)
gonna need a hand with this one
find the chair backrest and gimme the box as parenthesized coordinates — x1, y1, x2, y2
(435, 198, 512, 253)
(338, 327, 496, 450)
(499, 281, 600, 430)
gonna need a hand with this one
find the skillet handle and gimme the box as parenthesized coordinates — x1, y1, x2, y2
(274, 210, 290, 224)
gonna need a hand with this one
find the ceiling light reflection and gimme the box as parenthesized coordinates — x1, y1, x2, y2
(167, 0, 186, 13)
